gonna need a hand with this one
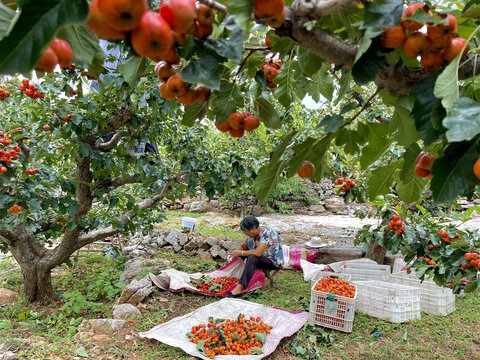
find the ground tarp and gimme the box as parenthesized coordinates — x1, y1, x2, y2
(139, 298, 310, 360)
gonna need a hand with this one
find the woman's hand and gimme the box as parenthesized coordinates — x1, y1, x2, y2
(228, 249, 243, 259)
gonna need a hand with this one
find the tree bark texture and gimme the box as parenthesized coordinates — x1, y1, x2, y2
(366, 236, 387, 265)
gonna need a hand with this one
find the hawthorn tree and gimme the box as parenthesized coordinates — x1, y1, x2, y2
(1, 0, 480, 302)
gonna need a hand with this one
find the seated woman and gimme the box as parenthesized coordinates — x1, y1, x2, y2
(227, 215, 283, 298)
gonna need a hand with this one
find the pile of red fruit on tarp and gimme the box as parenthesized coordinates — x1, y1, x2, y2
(189, 275, 239, 296)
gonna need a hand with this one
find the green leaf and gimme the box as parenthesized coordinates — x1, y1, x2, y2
(254, 332, 267, 344)
(117, 55, 146, 88)
(361, 0, 403, 29)
(0, 0, 89, 75)
(76, 348, 88, 357)
(319, 114, 344, 133)
(0, 321, 13, 329)
(197, 340, 207, 354)
(400, 142, 421, 183)
(360, 123, 393, 169)
(463, 4, 480, 19)
(254, 98, 281, 129)
(396, 171, 427, 203)
(315, 63, 334, 101)
(256, 132, 297, 203)
(56, 24, 105, 67)
(335, 129, 362, 155)
(430, 141, 480, 202)
(181, 56, 220, 90)
(352, 38, 386, 85)
(464, 278, 478, 293)
(335, 71, 352, 105)
(297, 47, 323, 76)
(204, 22, 243, 63)
(182, 102, 209, 126)
(286, 137, 318, 177)
(227, 0, 255, 36)
(390, 105, 419, 147)
(367, 161, 399, 199)
(211, 80, 244, 121)
(310, 135, 334, 182)
(0, 3, 19, 41)
(274, 59, 298, 108)
(269, 32, 295, 57)
(251, 347, 263, 355)
(443, 97, 480, 142)
(434, 49, 463, 113)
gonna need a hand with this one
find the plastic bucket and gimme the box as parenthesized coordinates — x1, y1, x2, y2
(181, 217, 197, 233)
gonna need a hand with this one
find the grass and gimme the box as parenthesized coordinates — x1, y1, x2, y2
(0, 234, 479, 359)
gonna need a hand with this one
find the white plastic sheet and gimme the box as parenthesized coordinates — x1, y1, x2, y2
(139, 298, 309, 360)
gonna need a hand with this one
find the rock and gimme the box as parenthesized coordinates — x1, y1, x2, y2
(113, 304, 141, 319)
(173, 242, 182, 252)
(127, 285, 154, 306)
(187, 201, 209, 213)
(78, 319, 127, 336)
(209, 200, 219, 207)
(219, 239, 239, 251)
(122, 245, 140, 255)
(474, 199, 480, 205)
(183, 240, 197, 252)
(141, 235, 152, 245)
(197, 249, 211, 260)
(155, 235, 167, 247)
(178, 232, 189, 246)
(118, 277, 152, 304)
(210, 245, 227, 260)
(0, 288, 19, 305)
(205, 237, 219, 247)
(0, 351, 16, 359)
(166, 229, 181, 245)
(309, 204, 326, 213)
(324, 196, 347, 213)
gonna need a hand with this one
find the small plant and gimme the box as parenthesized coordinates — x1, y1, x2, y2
(288, 322, 336, 359)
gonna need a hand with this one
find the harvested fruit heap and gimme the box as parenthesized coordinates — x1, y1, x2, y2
(334, 177, 356, 192)
(189, 275, 240, 296)
(214, 111, 260, 138)
(18, 79, 45, 99)
(187, 314, 272, 358)
(381, 3, 470, 69)
(387, 214, 405, 236)
(314, 277, 356, 298)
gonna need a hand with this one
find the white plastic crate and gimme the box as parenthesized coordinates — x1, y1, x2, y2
(309, 273, 357, 332)
(339, 263, 391, 282)
(354, 280, 421, 323)
(391, 272, 455, 315)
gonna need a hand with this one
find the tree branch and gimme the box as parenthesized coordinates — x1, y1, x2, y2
(94, 130, 129, 151)
(198, 0, 227, 14)
(277, 7, 358, 69)
(103, 106, 133, 134)
(292, 0, 356, 17)
(76, 183, 170, 247)
(341, 87, 380, 129)
(94, 175, 143, 189)
(19, 141, 31, 158)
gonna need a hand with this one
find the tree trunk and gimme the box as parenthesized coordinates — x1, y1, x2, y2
(21, 265, 56, 303)
(366, 236, 387, 264)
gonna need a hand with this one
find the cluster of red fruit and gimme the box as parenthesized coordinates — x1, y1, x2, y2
(62, 111, 73, 122)
(461, 252, 480, 270)
(35, 38, 74, 73)
(87, 0, 214, 65)
(381, 3, 469, 69)
(334, 177, 356, 192)
(189, 275, 240, 296)
(314, 277, 356, 298)
(215, 112, 260, 138)
(0, 132, 20, 168)
(0, 88, 10, 100)
(414, 151, 435, 178)
(297, 160, 315, 178)
(418, 256, 435, 265)
(19, 79, 45, 99)
(254, 0, 286, 28)
(188, 315, 272, 358)
(8, 204, 22, 214)
(439, 229, 460, 243)
(262, 57, 282, 89)
(24, 168, 39, 176)
(156, 61, 210, 105)
(387, 214, 405, 236)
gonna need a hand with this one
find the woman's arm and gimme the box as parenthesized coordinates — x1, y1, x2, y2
(242, 243, 267, 257)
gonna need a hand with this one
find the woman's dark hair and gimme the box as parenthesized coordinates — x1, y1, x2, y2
(240, 216, 259, 231)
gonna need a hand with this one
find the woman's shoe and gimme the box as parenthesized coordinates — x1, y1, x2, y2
(226, 291, 242, 298)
